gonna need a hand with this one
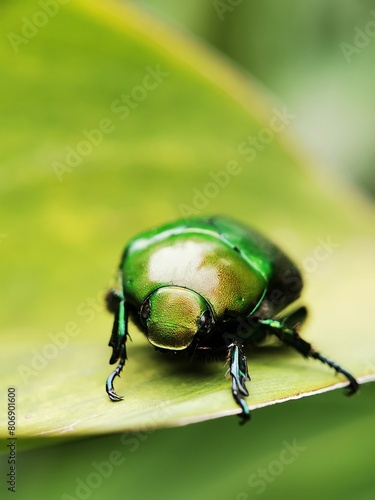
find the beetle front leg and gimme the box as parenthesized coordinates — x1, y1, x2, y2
(257, 318, 359, 395)
(105, 288, 129, 402)
(227, 341, 251, 424)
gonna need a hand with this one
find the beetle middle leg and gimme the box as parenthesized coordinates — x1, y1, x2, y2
(257, 314, 359, 395)
(105, 288, 129, 402)
(227, 341, 251, 424)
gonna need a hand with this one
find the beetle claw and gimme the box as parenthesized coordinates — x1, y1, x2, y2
(107, 389, 124, 402)
(239, 410, 251, 425)
(345, 377, 359, 397)
(106, 372, 124, 402)
(106, 358, 126, 402)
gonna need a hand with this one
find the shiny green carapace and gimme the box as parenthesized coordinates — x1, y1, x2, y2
(105, 216, 358, 422)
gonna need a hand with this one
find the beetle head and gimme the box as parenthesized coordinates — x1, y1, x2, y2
(140, 286, 214, 351)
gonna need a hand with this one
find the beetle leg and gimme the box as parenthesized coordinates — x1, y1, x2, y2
(308, 350, 359, 395)
(279, 306, 308, 331)
(227, 342, 251, 424)
(105, 288, 128, 402)
(257, 318, 359, 396)
(106, 344, 127, 402)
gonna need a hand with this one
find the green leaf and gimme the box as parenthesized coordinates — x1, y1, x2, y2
(0, 0, 374, 439)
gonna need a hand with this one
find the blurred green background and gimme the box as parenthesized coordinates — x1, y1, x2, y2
(1, 0, 374, 499)
(140, 0, 375, 199)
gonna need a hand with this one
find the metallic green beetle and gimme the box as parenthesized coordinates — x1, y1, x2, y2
(105, 216, 358, 422)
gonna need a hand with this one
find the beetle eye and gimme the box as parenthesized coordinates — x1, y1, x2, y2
(140, 298, 151, 326)
(198, 310, 213, 333)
